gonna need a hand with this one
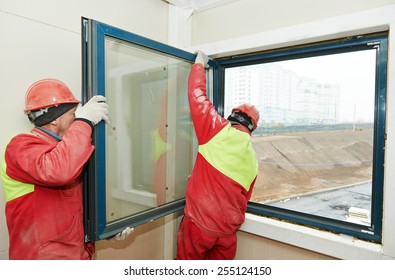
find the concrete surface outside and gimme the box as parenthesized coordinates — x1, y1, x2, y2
(268, 182, 371, 224)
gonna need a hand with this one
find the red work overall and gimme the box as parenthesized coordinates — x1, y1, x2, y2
(1, 121, 95, 259)
(177, 64, 258, 260)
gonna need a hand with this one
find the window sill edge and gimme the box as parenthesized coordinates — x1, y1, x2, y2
(240, 213, 387, 259)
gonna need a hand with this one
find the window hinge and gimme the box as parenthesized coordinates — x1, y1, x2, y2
(367, 41, 380, 48)
(84, 22, 89, 43)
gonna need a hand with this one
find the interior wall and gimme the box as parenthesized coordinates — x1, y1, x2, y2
(191, 0, 395, 45)
(235, 231, 336, 260)
(0, 0, 169, 260)
(95, 216, 168, 260)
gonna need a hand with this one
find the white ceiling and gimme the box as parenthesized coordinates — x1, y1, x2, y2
(162, 0, 238, 12)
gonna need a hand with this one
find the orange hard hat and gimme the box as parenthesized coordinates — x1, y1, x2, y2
(24, 78, 79, 112)
(231, 103, 260, 131)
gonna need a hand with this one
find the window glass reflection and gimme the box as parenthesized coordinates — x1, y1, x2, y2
(104, 37, 193, 223)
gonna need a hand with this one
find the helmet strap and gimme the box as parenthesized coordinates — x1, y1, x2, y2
(26, 107, 50, 122)
(227, 111, 254, 132)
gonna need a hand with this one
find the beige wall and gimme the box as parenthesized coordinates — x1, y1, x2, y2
(235, 231, 335, 260)
(95, 215, 180, 260)
(191, 0, 395, 45)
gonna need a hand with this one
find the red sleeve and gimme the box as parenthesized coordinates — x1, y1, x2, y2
(4, 121, 94, 187)
(244, 177, 257, 201)
(188, 63, 228, 145)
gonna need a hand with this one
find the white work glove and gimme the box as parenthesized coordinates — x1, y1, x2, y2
(195, 50, 209, 68)
(112, 227, 134, 241)
(75, 95, 110, 126)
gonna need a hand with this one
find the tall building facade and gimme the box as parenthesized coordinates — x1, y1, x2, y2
(225, 64, 340, 127)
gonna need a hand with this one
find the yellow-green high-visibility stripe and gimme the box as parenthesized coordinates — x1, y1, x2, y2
(151, 128, 171, 162)
(199, 123, 258, 191)
(1, 153, 34, 202)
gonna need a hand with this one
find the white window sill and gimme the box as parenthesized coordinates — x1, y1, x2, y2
(240, 213, 387, 259)
(111, 188, 157, 207)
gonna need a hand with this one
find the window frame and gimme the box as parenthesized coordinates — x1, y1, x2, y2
(215, 33, 387, 243)
(81, 17, 387, 243)
(81, 18, 198, 242)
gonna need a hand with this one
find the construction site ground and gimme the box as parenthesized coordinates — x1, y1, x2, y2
(250, 128, 373, 203)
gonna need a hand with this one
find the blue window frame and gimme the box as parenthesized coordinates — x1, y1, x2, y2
(82, 17, 386, 244)
(215, 33, 387, 243)
(81, 18, 201, 241)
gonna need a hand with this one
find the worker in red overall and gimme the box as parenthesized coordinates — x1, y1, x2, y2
(176, 51, 260, 260)
(1, 78, 131, 259)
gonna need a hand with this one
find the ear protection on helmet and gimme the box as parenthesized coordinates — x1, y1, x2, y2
(227, 111, 255, 132)
(231, 103, 260, 131)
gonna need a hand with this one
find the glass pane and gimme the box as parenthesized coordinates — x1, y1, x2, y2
(104, 36, 194, 223)
(225, 49, 376, 226)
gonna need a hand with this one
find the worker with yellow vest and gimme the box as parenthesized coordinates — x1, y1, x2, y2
(1, 79, 132, 259)
(176, 51, 259, 260)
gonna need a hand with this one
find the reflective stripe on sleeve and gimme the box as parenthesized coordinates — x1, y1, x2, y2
(1, 154, 34, 202)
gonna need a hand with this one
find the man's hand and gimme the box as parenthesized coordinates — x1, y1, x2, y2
(112, 227, 134, 241)
(75, 95, 110, 125)
(195, 50, 209, 68)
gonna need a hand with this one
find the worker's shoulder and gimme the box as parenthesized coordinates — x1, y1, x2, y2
(7, 132, 46, 146)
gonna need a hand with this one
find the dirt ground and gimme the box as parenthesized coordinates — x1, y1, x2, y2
(250, 129, 373, 202)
